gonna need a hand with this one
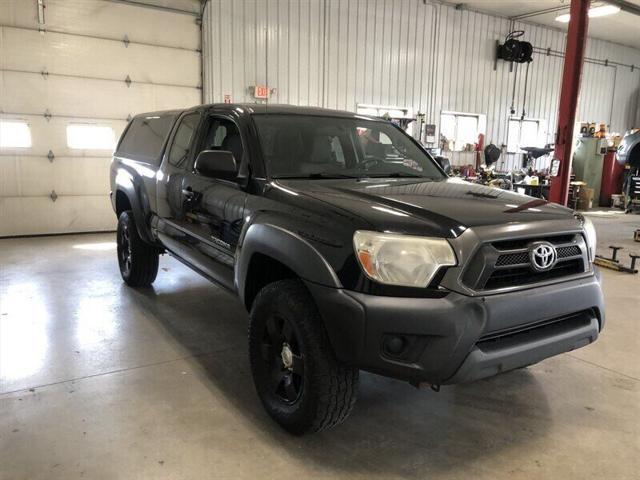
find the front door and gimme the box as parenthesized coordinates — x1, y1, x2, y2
(177, 116, 248, 290)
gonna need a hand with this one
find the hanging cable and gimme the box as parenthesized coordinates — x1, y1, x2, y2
(510, 63, 518, 115)
(521, 62, 531, 119)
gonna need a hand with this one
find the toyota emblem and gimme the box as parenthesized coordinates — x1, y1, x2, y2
(529, 241, 557, 272)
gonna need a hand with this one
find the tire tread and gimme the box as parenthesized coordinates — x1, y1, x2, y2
(249, 279, 358, 434)
(117, 211, 159, 287)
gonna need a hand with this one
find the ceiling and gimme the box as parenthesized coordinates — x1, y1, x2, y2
(112, 0, 201, 15)
(441, 1, 640, 49)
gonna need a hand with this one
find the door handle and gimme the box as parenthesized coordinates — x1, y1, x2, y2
(182, 187, 195, 199)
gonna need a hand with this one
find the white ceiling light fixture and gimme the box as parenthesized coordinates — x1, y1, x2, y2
(589, 4, 622, 17)
(555, 4, 621, 23)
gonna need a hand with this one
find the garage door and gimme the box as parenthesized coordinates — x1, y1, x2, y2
(0, 0, 201, 237)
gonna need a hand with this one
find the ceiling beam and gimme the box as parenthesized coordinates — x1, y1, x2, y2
(511, 5, 571, 21)
(512, 0, 640, 20)
(99, 0, 200, 17)
(606, 0, 640, 16)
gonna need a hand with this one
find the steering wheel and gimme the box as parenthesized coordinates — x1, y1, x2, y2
(360, 156, 384, 170)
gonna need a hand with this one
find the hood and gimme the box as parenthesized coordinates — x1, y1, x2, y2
(275, 177, 574, 238)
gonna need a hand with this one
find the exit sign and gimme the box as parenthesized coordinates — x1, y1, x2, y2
(253, 85, 270, 99)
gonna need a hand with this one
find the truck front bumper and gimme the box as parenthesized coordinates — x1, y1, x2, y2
(305, 271, 604, 385)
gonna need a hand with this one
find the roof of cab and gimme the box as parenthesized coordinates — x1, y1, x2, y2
(128, 103, 384, 121)
(132, 103, 383, 121)
(131, 109, 183, 119)
(223, 103, 370, 118)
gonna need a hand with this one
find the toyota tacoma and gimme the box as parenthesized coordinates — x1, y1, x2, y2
(110, 104, 604, 435)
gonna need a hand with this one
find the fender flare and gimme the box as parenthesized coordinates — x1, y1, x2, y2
(617, 130, 640, 167)
(114, 168, 154, 244)
(235, 223, 342, 305)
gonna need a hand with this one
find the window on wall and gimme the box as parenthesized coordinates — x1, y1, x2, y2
(439, 112, 486, 151)
(356, 104, 412, 119)
(0, 120, 32, 148)
(507, 118, 546, 153)
(67, 124, 116, 150)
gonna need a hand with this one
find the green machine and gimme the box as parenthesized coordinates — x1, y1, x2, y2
(572, 137, 608, 206)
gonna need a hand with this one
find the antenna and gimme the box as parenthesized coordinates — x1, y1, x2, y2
(265, 0, 269, 114)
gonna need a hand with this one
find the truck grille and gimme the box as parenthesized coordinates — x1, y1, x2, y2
(483, 258, 584, 290)
(462, 233, 587, 292)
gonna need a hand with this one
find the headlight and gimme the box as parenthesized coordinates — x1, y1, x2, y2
(582, 216, 597, 262)
(353, 230, 457, 287)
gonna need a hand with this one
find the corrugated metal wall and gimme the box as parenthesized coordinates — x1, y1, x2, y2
(203, 0, 640, 171)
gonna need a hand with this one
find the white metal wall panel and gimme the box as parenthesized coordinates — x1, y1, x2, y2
(203, 0, 640, 172)
(203, 0, 326, 106)
(0, 0, 200, 237)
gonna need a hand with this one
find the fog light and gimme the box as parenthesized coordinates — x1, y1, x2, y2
(383, 336, 406, 355)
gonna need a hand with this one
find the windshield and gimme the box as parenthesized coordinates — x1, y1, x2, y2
(252, 114, 445, 179)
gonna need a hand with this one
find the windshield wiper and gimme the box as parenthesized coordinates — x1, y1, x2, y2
(360, 172, 427, 178)
(273, 173, 359, 179)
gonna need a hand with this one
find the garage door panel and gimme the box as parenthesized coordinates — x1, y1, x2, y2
(1, 28, 200, 88)
(0, 116, 127, 158)
(0, 195, 115, 237)
(0, 0, 200, 51)
(0, 156, 111, 197)
(0, 156, 19, 197)
(2, 71, 199, 119)
(0, 0, 199, 236)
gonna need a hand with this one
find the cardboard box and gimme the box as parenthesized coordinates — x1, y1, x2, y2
(577, 187, 594, 210)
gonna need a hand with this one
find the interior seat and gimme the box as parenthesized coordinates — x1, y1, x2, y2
(300, 136, 336, 173)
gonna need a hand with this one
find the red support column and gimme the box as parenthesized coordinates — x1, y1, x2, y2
(549, 0, 590, 206)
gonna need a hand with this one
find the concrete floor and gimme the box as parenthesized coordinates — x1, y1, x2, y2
(1, 213, 639, 480)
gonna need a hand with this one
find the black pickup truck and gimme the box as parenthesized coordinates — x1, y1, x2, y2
(110, 104, 604, 434)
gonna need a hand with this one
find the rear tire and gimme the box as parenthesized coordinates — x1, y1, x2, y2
(248, 279, 359, 435)
(116, 211, 159, 287)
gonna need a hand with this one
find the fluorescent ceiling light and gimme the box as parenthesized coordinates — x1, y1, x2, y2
(589, 4, 621, 17)
(555, 4, 621, 23)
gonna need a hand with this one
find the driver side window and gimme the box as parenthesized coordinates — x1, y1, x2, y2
(199, 118, 245, 168)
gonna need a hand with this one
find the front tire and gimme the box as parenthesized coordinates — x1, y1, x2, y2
(116, 211, 159, 287)
(248, 279, 359, 435)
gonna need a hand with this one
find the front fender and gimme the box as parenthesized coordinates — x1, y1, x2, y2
(235, 223, 342, 305)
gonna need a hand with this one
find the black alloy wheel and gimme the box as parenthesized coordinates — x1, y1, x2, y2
(116, 211, 159, 287)
(118, 221, 133, 277)
(261, 314, 305, 405)
(248, 279, 359, 435)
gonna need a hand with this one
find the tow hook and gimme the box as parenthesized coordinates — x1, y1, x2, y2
(411, 381, 441, 392)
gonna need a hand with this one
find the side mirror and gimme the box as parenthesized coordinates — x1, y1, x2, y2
(194, 150, 237, 180)
(434, 155, 451, 175)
